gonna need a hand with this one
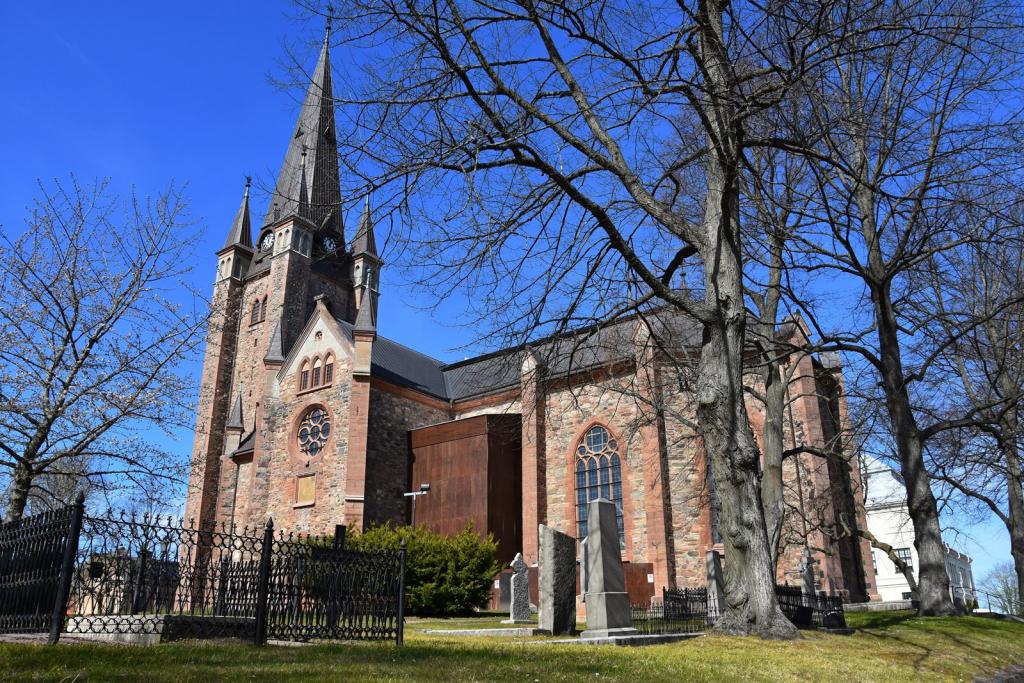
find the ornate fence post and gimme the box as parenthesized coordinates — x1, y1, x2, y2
(48, 493, 85, 645)
(396, 538, 406, 647)
(253, 518, 274, 646)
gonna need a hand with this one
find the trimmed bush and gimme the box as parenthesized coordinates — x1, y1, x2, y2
(347, 523, 501, 616)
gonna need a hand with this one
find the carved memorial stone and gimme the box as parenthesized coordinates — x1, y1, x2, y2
(502, 552, 532, 624)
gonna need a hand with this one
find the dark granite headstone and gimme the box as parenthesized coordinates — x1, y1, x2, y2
(537, 525, 576, 635)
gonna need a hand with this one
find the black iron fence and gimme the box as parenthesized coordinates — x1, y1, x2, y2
(631, 587, 709, 635)
(0, 504, 78, 638)
(773, 584, 846, 629)
(633, 584, 846, 634)
(0, 500, 405, 645)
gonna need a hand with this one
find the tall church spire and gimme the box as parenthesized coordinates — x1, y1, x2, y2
(223, 177, 253, 250)
(263, 19, 343, 238)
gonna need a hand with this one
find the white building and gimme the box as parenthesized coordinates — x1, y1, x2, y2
(862, 455, 976, 605)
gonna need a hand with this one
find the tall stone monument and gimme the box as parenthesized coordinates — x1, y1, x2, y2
(502, 552, 532, 624)
(537, 524, 576, 635)
(581, 498, 638, 638)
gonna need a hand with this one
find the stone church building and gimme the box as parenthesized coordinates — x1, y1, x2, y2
(186, 29, 877, 602)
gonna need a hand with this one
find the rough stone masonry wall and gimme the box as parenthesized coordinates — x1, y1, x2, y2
(542, 374, 650, 564)
(229, 272, 271, 430)
(365, 386, 449, 527)
(242, 352, 354, 535)
(185, 273, 244, 529)
(660, 380, 712, 588)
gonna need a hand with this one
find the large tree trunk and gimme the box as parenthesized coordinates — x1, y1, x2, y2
(4, 463, 32, 523)
(1000, 424, 1024, 614)
(873, 285, 955, 616)
(761, 359, 787, 566)
(698, 311, 795, 638)
(695, 0, 795, 638)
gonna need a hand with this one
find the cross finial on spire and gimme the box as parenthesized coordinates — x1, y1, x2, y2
(325, 10, 333, 43)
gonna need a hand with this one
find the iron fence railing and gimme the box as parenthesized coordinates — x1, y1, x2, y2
(0, 503, 78, 638)
(773, 584, 846, 629)
(631, 587, 709, 634)
(633, 584, 846, 634)
(0, 501, 406, 645)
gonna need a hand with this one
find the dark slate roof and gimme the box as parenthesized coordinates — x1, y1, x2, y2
(442, 353, 522, 400)
(222, 178, 253, 250)
(234, 430, 255, 454)
(263, 27, 343, 238)
(337, 319, 448, 398)
(334, 308, 703, 402)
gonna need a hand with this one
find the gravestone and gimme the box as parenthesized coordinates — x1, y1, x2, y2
(706, 549, 725, 622)
(799, 548, 815, 598)
(580, 498, 638, 638)
(502, 552, 532, 624)
(537, 525, 576, 635)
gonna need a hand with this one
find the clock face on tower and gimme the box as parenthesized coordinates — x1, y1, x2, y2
(259, 231, 275, 251)
(321, 236, 338, 254)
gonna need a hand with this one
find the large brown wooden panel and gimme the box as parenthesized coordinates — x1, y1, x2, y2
(410, 414, 523, 563)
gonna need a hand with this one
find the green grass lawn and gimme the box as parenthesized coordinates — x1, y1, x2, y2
(0, 611, 1021, 682)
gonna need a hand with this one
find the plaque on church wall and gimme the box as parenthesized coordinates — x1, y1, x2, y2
(296, 474, 315, 507)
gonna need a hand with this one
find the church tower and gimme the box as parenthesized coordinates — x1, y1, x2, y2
(186, 20, 365, 531)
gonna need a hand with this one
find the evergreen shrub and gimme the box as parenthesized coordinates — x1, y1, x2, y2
(347, 523, 501, 616)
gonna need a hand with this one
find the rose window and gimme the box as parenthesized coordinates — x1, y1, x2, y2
(298, 408, 331, 456)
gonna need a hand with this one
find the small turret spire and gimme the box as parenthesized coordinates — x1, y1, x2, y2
(351, 195, 377, 257)
(223, 176, 253, 250)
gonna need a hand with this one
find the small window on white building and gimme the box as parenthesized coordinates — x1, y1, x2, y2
(895, 547, 913, 573)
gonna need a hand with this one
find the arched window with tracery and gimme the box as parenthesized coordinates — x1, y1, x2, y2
(574, 424, 625, 547)
(299, 360, 310, 391)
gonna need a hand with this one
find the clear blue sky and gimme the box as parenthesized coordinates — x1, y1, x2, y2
(0, 1, 1010, 584)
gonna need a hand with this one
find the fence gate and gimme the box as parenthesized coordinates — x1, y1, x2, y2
(0, 502, 81, 638)
(265, 536, 406, 644)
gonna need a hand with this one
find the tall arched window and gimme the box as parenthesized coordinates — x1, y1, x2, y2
(323, 353, 334, 385)
(299, 360, 310, 391)
(260, 296, 268, 321)
(250, 300, 261, 325)
(574, 425, 624, 547)
(311, 357, 322, 387)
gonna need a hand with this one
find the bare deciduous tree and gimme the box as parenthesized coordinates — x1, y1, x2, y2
(772, 0, 1023, 615)
(923, 233, 1024, 612)
(295, 0, 889, 637)
(0, 177, 205, 521)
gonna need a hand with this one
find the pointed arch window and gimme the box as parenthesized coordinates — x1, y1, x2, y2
(311, 357, 322, 387)
(323, 353, 334, 385)
(574, 425, 624, 548)
(250, 300, 261, 325)
(300, 360, 310, 391)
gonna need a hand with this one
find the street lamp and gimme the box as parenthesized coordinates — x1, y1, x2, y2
(404, 483, 431, 527)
